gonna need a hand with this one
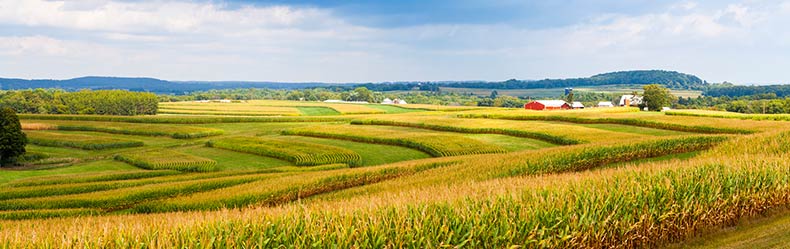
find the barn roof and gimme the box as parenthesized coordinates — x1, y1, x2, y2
(571, 101, 584, 108)
(533, 100, 569, 107)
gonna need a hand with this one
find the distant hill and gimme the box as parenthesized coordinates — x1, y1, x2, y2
(437, 70, 704, 90)
(0, 76, 335, 94)
(0, 70, 706, 94)
(353, 70, 707, 92)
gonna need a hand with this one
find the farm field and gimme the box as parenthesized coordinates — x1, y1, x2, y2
(2, 100, 790, 247)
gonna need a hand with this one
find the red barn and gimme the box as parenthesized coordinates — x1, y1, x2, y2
(524, 100, 571, 110)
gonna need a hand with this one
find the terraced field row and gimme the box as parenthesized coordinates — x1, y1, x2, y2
(25, 131, 144, 150)
(21, 120, 224, 138)
(284, 125, 509, 157)
(207, 136, 363, 167)
(0, 173, 272, 213)
(115, 150, 218, 172)
(666, 109, 790, 121)
(457, 113, 753, 134)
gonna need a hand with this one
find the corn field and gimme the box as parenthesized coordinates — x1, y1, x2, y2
(4, 104, 790, 247)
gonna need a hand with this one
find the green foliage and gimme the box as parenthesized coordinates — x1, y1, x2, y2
(115, 150, 218, 172)
(206, 137, 363, 167)
(25, 131, 144, 150)
(704, 84, 790, 98)
(0, 108, 26, 166)
(641, 84, 675, 111)
(343, 87, 377, 103)
(0, 89, 157, 115)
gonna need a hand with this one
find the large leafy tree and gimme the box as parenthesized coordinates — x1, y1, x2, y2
(641, 84, 675, 111)
(0, 108, 26, 166)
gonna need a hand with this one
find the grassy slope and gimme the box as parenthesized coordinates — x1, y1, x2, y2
(461, 134, 557, 151)
(296, 107, 340, 116)
(365, 104, 424, 114)
(173, 146, 293, 170)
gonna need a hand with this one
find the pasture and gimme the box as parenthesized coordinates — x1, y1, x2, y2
(2, 100, 789, 247)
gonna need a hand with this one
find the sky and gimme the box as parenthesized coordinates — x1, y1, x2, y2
(1, 0, 789, 84)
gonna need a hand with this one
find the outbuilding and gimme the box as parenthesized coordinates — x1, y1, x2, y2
(597, 101, 614, 107)
(571, 101, 585, 109)
(524, 100, 570, 110)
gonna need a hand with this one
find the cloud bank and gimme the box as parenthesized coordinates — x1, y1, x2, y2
(0, 0, 788, 84)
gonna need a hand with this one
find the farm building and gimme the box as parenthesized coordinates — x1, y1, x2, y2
(382, 98, 408, 104)
(618, 95, 643, 106)
(571, 102, 585, 109)
(597, 101, 614, 107)
(524, 100, 570, 110)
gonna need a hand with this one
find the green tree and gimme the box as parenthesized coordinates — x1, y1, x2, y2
(0, 108, 26, 166)
(350, 87, 375, 103)
(641, 84, 674, 111)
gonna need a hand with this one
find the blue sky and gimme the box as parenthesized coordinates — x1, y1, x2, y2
(1, 0, 789, 84)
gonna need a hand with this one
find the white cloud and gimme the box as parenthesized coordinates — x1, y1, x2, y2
(0, 0, 337, 34)
(0, 36, 68, 56)
(0, 0, 789, 84)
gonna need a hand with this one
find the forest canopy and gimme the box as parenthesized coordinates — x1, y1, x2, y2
(0, 89, 158, 116)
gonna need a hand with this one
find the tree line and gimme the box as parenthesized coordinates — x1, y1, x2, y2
(703, 84, 790, 98)
(348, 70, 705, 91)
(0, 89, 158, 115)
